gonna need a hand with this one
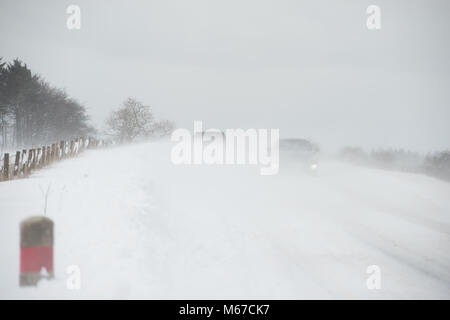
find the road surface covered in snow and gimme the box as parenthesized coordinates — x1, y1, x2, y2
(0, 141, 449, 299)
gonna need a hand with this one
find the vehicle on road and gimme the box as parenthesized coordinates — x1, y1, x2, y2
(279, 138, 320, 172)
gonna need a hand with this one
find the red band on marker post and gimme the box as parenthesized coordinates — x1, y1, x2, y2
(20, 217, 54, 286)
(20, 246, 53, 273)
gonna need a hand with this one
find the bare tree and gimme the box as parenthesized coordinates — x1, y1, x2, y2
(106, 98, 174, 142)
(152, 119, 175, 138)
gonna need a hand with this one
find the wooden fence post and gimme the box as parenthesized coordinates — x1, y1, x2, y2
(26, 150, 33, 176)
(51, 144, 55, 162)
(30, 149, 35, 169)
(41, 147, 45, 167)
(29, 149, 33, 170)
(2, 153, 9, 181)
(60, 141, 65, 159)
(14, 151, 20, 177)
(42, 147, 46, 166)
(46, 146, 51, 165)
(42, 147, 47, 167)
(21, 150, 27, 176)
(37, 148, 41, 168)
(70, 140, 74, 156)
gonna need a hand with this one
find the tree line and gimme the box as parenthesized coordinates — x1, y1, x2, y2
(0, 58, 94, 152)
(338, 146, 450, 182)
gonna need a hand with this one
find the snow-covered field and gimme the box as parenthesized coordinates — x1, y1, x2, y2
(0, 141, 449, 299)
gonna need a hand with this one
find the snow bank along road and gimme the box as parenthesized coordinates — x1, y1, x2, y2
(0, 141, 449, 299)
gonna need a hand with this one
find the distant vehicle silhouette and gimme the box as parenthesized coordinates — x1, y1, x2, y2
(279, 138, 320, 170)
(201, 130, 226, 143)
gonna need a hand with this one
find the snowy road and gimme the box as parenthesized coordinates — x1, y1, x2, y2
(1, 141, 449, 299)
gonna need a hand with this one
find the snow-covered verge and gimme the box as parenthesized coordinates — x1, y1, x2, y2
(0, 141, 449, 299)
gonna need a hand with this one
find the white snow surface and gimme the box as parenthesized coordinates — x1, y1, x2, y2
(0, 141, 449, 299)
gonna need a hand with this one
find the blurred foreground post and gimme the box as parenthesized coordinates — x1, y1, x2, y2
(20, 216, 54, 286)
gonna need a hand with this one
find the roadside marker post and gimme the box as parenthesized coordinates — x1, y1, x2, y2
(20, 216, 54, 286)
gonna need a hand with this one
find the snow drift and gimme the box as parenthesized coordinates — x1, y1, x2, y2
(0, 141, 449, 299)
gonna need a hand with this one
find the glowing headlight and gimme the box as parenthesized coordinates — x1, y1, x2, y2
(310, 163, 318, 170)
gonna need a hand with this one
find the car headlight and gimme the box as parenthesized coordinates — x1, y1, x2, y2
(310, 163, 318, 170)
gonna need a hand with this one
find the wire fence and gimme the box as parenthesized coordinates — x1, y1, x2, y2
(0, 137, 106, 182)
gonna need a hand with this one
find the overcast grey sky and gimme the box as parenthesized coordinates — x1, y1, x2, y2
(1, 0, 449, 152)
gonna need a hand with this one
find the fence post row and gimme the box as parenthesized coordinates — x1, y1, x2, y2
(0, 137, 102, 182)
